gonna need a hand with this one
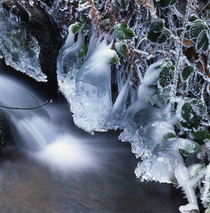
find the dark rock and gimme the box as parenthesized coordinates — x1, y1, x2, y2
(2, 0, 63, 99)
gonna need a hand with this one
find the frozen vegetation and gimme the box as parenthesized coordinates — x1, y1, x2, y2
(0, 0, 209, 212)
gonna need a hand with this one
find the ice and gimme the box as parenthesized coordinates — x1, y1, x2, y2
(57, 30, 118, 132)
(0, 4, 46, 82)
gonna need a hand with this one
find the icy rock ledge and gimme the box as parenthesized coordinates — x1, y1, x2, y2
(0, 3, 46, 82)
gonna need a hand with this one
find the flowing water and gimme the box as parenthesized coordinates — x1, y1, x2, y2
(0, 73, 184, 213)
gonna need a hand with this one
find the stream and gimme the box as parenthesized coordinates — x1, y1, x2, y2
(0, 70, 184, 213)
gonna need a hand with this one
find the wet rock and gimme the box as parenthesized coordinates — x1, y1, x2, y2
(0, 111, 11, 149)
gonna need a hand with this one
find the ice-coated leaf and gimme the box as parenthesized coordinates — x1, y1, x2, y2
(182, 66, 194, 80)
(180, 99, 206, 129)
(114, 24, 135, 40)
(196, 29, 209, 52)
(178, 138, 200, 157)
(190, 19, 206, 40)
(157, 27, 171, 44)
(78, 43, 88, 59)
(115, 41, 127, 56)
(158, 61, 175, 88)
(150, 19, 164, 33)
(147, 30, 161, 42)
(71, 22, 82, 35)
(193, 130, 210, 144)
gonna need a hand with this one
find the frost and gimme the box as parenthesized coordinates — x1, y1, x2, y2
(0, 4, 46, 82)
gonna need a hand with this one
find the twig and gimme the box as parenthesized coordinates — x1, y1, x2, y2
(0, 100, 52, 110)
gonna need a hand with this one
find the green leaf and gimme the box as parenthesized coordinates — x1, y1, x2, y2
(110, 54, 119, 64)
(101, 18, 109, 26)
(71, 22, 82, 35)
(181, 99, 206, 129)
(178, 139, 200, 157)
(78, 44, 88, 59)
(182, 66, 194, 80)
(147, 30, 161, 42)
(94, 1, 100, 9)
(115, 41, 127, 56)
(114, 24, 135, 40)
(164, 132, 176, 139)
(189, 19, 206, 40)
(157, 27, 171, 44)
(196, 29, 209, 52)
(150, 19, 164, 33)
(158, 61, 175, 88)
(193, 130, 210, 144)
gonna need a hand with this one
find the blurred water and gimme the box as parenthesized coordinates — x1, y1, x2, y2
(0, 74, 184, 213)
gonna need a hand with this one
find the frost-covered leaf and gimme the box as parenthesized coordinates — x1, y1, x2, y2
(114, 24, 135, 40)
(150, 19, 164, 33)
(182, 66, 194, 80)
(189, 164, 205, 178)
(181, 99, 206, 129)
(196, 29, 209, 52)
(147, 30, 161, 42)
(78, 43, 88, 59)
(178, 138, 200, 157)
(115, 41, 127, 56)
(158, 61, 175, 88)
(193, 130, 210, 144)
(148, 20, 170, 44)
(190, 19, 207, 40)
(157, 27, 171, 44)
(115, 0, 127, 9)
(110, 53, 119, 64)
(71, 22, 82, 35)
(101, 18, 109, 26)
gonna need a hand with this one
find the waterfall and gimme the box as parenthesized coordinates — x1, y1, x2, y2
(0, 74, 97, 171)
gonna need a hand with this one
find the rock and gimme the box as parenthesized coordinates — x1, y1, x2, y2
(2, 0, 62, 98)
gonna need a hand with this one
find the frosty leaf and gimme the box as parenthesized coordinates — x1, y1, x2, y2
(147, 30, 161, 42)
(196, 29, 209, 52)
(178, 139, 200, 157)
(101, 18, 109, 26)
(189, 164, 205, 178)
(115, 41, 127, 56)
(110, 54, 119, 64)
(164, 132, 176, 139)
(181, 99, 206, 129)
(159, 0, 177, 8)
(71, 22, 82, 35)
(158, 61, 175, 88)
(150, 19, 164, 33)
(193, 130, 210, 144)
(157, 27, 171, 44)
(78, 44, 88, 59)
(189, 19, 206, 40)
(148, 20, 170, 44)
(94, 1, 100, 9)
(114, 24, 135, 40)
(182, 66, 194, 80)
(115, 0, 126, 9)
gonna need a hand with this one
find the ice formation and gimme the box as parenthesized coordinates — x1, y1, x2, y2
(0, 4, 46, 82)
(0, 0, 209, 212)
(57, 25, 118, 132)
